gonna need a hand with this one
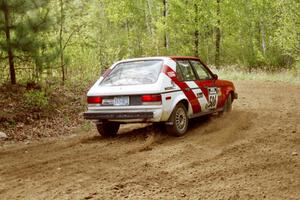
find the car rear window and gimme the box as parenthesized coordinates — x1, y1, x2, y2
(100, 60, 162, 86)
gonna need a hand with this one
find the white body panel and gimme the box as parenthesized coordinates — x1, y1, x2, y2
(85, 56, 215, 123)
(86, 57, 182, 123)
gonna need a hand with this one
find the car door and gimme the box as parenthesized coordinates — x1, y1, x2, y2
(176, 60, 202, 114)
(189, 59, 218, 112)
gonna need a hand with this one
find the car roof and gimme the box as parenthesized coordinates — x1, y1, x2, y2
(117, 56, 169, 63)
(169, 56, 200, 60)
(118, 56, 200, 63)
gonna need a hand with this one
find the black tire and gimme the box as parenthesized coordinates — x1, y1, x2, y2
(223, 94, 232, 113)
(166, 103, 189, 136)
(96, 122, 120, 137)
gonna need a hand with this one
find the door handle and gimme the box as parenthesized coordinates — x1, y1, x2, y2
(184, 87, 191, 91)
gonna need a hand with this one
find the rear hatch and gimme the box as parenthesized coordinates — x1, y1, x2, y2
(87, 60, 163, 106)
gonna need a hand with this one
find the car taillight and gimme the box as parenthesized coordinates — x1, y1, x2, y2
(87, 96, 102, 104)
(141, 94, 162, 105)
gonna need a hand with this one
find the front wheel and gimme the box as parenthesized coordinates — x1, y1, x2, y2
(96, 122, 120, 137)
(221, 94, 232, 114)
(166, 103, 189, 136)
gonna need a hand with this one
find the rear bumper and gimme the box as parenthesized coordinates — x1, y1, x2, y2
(84, 112, 153, 120)
(84, 105, 163, 122)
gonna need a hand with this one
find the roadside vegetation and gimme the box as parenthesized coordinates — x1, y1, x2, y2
(0, 0, 299, 140)
(215, 67, 300, 84)
(0, 82, 88, 140)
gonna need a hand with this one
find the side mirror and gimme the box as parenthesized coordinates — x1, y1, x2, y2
(212, 74, 218, 80)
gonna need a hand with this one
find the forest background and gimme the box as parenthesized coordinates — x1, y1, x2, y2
(0, 0, 299, 86)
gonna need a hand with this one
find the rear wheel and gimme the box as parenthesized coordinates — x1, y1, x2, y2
(96, 122, 120, 137)
(166, 103, 189, 136)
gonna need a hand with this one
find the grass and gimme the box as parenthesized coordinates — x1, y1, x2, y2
(212, 67, 300, 85)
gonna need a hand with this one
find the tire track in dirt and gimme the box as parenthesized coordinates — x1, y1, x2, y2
(0, 80, 300, 200)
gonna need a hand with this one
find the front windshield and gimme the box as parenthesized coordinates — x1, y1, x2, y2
(100, 60, 162, 86)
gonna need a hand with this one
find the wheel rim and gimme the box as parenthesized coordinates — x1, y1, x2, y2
(175, 107, 187, 131)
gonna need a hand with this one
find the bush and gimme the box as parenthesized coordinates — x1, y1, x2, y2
(24, 90, 49, 109)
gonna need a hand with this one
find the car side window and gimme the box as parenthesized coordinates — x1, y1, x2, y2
(190, 60, 212, 80)
(176, 60, 197, 81)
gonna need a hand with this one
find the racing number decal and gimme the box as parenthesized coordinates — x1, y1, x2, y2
(208, 95, 217, 108)
(207, 87, 218, 109)
(163, 65, 220, 113)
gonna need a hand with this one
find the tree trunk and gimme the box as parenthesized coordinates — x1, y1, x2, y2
(125, 19, 130, 55)
(163, 0, 169, 52)
(194, 4, 199, 57)
(260, 19, 266, 55)
(60, 0, 65, 84)
(3, 5, 16, 84)
(215, 0, 221, 68)
(145, 0, 153, 36)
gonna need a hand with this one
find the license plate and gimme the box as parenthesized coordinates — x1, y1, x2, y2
(102, 98, 114, 105)
(114, 96, 129, 106)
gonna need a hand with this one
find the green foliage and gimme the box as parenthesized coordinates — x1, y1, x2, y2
(24, 90, 48, 109)
(0, 0, 53, 84)
(0, 0, 299, 85)
(215, 66, 300, 84)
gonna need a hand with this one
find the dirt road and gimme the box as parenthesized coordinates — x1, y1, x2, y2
(0, 80, 299, 200)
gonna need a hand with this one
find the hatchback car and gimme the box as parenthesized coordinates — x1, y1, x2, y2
(84, 56, 237, 137)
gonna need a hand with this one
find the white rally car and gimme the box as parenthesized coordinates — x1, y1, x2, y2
(84, 56, 237, 137)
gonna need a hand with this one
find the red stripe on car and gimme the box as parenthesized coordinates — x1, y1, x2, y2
(194, 80, 209, 100)
(162, 65, 201, 113)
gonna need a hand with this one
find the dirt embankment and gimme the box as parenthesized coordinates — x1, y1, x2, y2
(0, 80, 299, 200)
(0, 83, 87, 140)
